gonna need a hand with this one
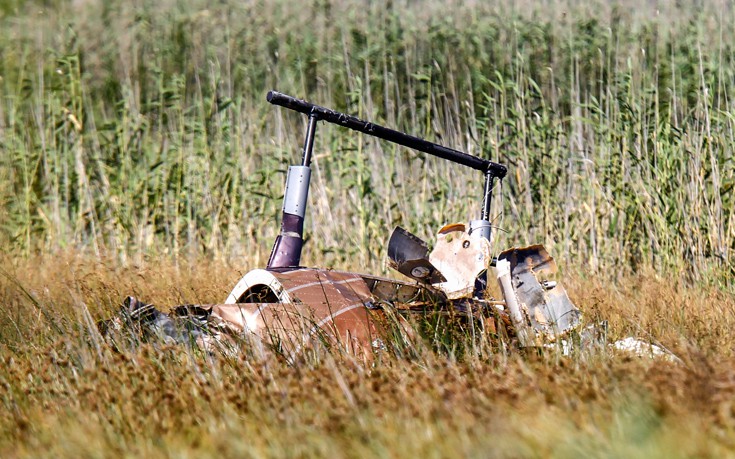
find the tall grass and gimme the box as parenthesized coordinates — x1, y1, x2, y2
(3, 3, 735, 455)
(1, 0, 734, 284)
(1, 253, 735, 457)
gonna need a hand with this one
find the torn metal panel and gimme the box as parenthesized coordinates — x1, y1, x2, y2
(495, 259, 536, 347)
(429, 223, 492, 299)
(496, 245, 581, 340)
(387, 227, 446, 284)
(361, 274, 445, 306)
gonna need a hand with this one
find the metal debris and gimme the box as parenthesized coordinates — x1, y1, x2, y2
(99, 91, 667, 362)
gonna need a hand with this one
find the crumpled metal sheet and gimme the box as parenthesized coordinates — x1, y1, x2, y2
(387, 227, 447, 284)
(428, 223, 492, 299)
(497, 245, 581, 340)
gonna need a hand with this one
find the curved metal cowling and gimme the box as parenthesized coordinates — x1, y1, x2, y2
(215, 268, 383, 360)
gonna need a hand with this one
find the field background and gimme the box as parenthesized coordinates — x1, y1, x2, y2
(1, 0, 735, 457)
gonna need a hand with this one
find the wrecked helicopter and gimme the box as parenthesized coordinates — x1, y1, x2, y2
(101, 90, 590, 361)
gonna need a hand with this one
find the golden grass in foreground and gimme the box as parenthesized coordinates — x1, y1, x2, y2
(1, 252, 734, 458)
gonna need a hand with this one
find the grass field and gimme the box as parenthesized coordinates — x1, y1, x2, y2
(2, 0, 735, 456)
(2, 254, 735, 457)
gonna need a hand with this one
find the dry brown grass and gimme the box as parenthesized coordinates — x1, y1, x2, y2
(3, 1, 734, 455)
(1, 252, 734, 457)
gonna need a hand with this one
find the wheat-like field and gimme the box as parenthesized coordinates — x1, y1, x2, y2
(1, 0, 734, 456)
(2, 254, 735, 457)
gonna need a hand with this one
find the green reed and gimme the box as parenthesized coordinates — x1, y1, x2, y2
(0, 0, 733, 284)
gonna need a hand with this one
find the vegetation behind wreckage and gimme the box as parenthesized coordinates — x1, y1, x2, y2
(1, 0, 734, 282)
(2, 0, 735, 457)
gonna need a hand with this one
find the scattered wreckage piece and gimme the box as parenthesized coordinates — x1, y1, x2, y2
(611, 337, 682, 363)
(99, 91, 670, 362)
(495, 245, 581, 346)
